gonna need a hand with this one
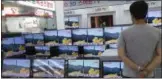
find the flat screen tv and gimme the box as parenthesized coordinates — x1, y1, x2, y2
(83, 46, 95, 57)
(84, 45, 104, 57)
(72, 29, 87, 45)
(104, 27, 122, 45)
(87, 28, 103, 45)
(58, 29, 72, 45)
(67, 59, 84, 77)
(35, 46, 50, 56)
(44, 30, 58, 46)
(2, 59, 30, 78)
(58, 46, 78, 58)
(103, 62, 121, 78)
(33, 59, 65, 78)
(94, 45, 105, 56)
(33, 33, 44, 46)
(13, 37, 25, 56)
(147, 11, 161, 24)
(83, 60, 100, 78)
(23, 33, 34, 46)
(2, 37, 15, 58)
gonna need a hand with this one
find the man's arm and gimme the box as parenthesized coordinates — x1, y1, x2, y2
(145, 47, 161, 75)
(117, 32, 140, 71)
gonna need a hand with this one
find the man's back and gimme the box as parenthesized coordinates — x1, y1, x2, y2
(120, 24, 161, 77)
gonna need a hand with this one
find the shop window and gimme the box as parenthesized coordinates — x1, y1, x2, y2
(65, 16, 80, 29)
(91, 15, 113, 28)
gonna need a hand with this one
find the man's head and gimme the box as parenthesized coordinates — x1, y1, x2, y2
(130, 1, 148, 21)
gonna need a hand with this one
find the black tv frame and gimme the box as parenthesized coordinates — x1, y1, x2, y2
(1, 58, 31, 78)
(32, 58, 66, 78)
(44, 29, 59, 46)
(72, 28, 88, 46)
(101, 60, 122, 78)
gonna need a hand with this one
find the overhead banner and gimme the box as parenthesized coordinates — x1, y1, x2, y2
(64, 1, 128, 10)
(16, 1, 55, 11)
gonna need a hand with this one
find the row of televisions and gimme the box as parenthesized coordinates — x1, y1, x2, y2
(2, 45, 109, 58)
(2, 58, 124, 78)
(2, 27, 128, 46)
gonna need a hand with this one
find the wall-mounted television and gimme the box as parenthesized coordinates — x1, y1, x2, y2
(33, 59, 65, 78)
(23, 33, 34, 46)
(87, 28, 103, 45)
(84, 45, 104, 57)
(58, 30, 72, 45)
(147, 11, 161, 24)
(35, 46, 50, 56)
(104, 27, 122, 45)
(13, 37, 25, 56)
(72, 29, 87, 45)
(33, 33, 44, 46)
(44, 30, 58, 46)
(2, 59, 30, 78)
(83, 60, 100, 78)
(103, 62, 121, 78)
(58, 46, 78, 58)
(67, 59, 84, 77)
(2, 37, 15, 58)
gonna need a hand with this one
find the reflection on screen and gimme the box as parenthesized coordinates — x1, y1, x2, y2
(103, 62, 121, 78)
(58, 46, 78, 58)
(35, 46, 50, 56)
(87, 28, 103, 45)
(122, 26, 129, 31)
(72, 29, 87, 45)
(68, 60, 84, 77)
(2, 59, 30, 77)
(104, 27, 122, 45)
(83, 60, 99, 77)
(2, 38, 15, 57)
(58, 30, 72, 45)
(44, 30, 58, 46)
(33, 33, 44, 45)
(33, 59, 64, 78)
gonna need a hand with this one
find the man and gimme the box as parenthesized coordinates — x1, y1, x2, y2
(118, 1, 161, 78)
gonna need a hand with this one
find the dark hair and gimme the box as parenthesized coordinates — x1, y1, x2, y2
(130, 1, 148, 19)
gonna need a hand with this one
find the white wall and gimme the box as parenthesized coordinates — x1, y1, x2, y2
(55, 1, 65, 30)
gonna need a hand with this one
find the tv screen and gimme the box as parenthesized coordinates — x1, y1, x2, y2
(2, 37, 15, 58)
(44, 30, 58, 46)
(58, 30, 72, 45)
(33, 59, 65, 78)
(147, 11, 161, 24)
(13, 37, 25, 56)
(35, 46, 50, 56)
(72, 29, 87, 45)
(58, 46, 78, 58)
(87, 28, 103, 45)
(23, 33, 34, 46)
(84, 46, 95, 57)
(104, 27, 122, 45)
(94, 45, 105, 56)
(33, 33, 44, 45)
(68, 60, 84, 77)
(103, 62, 121, 78)
(83, 60, 100, 78)
(2, 59, 30, 77)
